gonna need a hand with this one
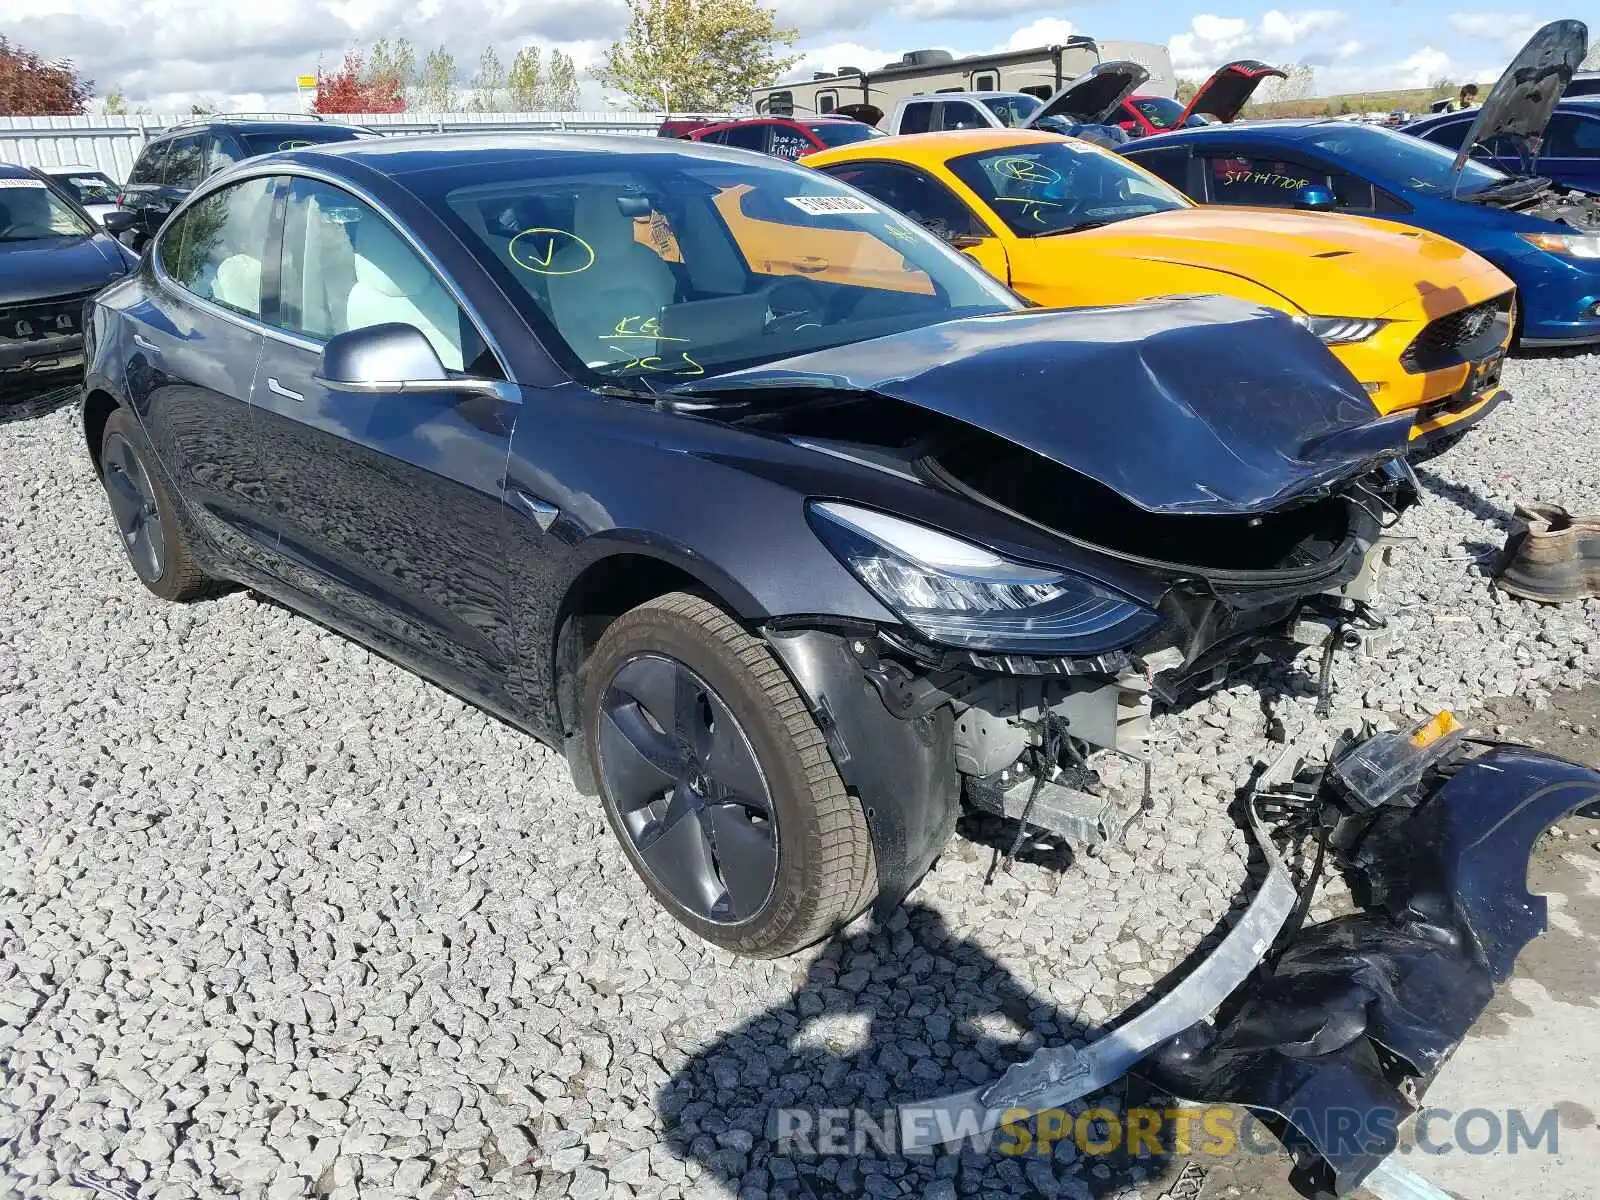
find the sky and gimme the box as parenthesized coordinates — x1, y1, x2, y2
(4, 2, 1570, 113)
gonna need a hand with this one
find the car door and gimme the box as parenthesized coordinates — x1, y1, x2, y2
(136, 133, 207, 242)
(1198, 148, 1328, 208)
(1531, 112, 1600, 192)
(936, 100, 990, 131)
(815, 159, 1010, 283)
(721, 123, 772, 154)
(119, 139, 170, 245)
(249, 174, 521, 710)
(768, 124, 813, 162)
(121, 173, 282, 569)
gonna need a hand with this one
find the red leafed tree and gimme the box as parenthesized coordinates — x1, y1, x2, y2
(313, 49, 405, 114)
(0, 36, 93, 115)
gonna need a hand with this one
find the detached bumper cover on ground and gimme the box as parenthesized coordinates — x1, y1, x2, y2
(904, 732, 1600, 1197)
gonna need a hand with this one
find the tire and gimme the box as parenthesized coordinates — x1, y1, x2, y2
(581, 592, 878, 957)
(98, 406, 216, 602)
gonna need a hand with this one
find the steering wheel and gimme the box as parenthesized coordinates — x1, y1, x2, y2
(761, 276, 829, 335)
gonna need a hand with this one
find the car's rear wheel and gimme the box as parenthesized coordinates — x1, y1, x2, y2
(99, 407, 215, 602)
(582, 592, 877, 957)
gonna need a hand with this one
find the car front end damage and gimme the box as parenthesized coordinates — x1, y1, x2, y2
(890, 717, 1600, 1197)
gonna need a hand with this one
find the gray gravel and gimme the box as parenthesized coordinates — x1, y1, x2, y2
(2, 355, 1598, 1200)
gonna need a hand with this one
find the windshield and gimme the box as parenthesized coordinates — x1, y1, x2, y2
(982, 95, 1043, 127)
(429, 151, 1017, 382)
(0, 178, 93, 242)
(1302, 123, 1509, 195)
(808, 121, 883, 147)
(946, 140, 1190, 236)
(49, 172, 118, 205)
(237, 127, 364, 156)
(1130, 96, 1205, 130)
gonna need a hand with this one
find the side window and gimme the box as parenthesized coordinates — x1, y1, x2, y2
(766, 90, 795, 117)
(769, 126, 811, 160)
(938, 101, 988, 131)
(722, 123, 770, 152)
(158, 175, 279, 316)
(1130, 147, 1189, 190)
(128, 140, 169, 186)
(276, 177, 497, 377)
(696, 128, 728, 145)
(898, 102, 934, 135)
(206, 135, 244, 176)
(972, 71, 999, 91)
(818, 161, 985, 239)
(164, 136, 207, 190)
(1329, 172, 1376, 210)
(1205, 154, 1317, 206)
(1543, 113, 1600, 157)
(817, 90, 837, 114)
(1420, 120, 1470, 151)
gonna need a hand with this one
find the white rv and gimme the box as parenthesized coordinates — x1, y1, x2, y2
(751, 39, 1177, 122)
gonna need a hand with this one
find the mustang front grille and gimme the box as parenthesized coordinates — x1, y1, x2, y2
(1399, 293, 1514, 374)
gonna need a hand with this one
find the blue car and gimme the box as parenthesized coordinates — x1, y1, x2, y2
(1404, 98, 1600, 196)
(1123, 19, 1600, 347)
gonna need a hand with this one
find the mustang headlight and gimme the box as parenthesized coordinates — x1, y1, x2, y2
(1294, 315, 1386, 344)
(1518, 231, 1600, 259)
(808, 501, 1161, 654)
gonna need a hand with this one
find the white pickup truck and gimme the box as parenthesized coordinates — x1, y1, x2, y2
(881, 91, 1044, 136)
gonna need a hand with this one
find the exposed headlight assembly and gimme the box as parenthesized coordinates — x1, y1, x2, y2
(1294, 315, 1387, 344)
(808, 501, 1161, 654)
(1518, 231, 1600, 259)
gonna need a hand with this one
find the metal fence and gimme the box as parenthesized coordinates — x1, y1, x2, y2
(0, 110, 702, 183)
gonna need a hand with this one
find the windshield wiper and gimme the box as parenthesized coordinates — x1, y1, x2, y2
(1462, 175, 1550, 205)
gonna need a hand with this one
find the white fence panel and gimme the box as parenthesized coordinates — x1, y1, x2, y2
(1, 111, 701, 183)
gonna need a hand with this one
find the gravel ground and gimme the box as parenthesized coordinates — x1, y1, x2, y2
(1, 356, 1598, 1200)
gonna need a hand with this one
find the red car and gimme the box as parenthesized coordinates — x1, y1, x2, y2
(1113, 60, 1287, 137)
(664, 116, 883, 160)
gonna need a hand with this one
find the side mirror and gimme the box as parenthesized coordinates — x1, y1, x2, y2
(314, 323, 499, 396)
(1295, 184, 1336, 211)
(102, 208, 138, 235)
(947, 233, 986, 250)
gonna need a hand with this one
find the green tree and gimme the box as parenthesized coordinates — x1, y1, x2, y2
(508, 45, 545, 110)
(1175, 78, 1198, 104)
(101, 87, 128, 115)
(365, 37, 416, 109)
(594, 0, 798, 111)
(473, 46, 505, 112)
(547, 49, 580, 110)
(415, 46, 456, 111)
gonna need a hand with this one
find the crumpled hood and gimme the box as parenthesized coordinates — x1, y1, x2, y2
(671, 295, 1411, 515)
(1029, 61, 1149, 126)
(1452, 19, 1587, 186)
(0, 235, 130, 306)
(1070, 206, 1496, 315)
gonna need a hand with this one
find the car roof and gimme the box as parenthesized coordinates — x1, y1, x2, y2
(809, 128, 1072, 160)
(1130, 119, 1330, 147)
(903, 91, 1033, 101)
(273, 132, 810, 178)
(41, 163, 108, 173)
(153, 119, 362, 141)
(0, 162, 35, 180)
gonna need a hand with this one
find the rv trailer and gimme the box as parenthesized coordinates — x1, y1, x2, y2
(752, 39, 1177, 121)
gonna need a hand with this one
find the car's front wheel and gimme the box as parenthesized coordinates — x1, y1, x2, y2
(98, 407, 216, 602)
(581, 592, 877, 957)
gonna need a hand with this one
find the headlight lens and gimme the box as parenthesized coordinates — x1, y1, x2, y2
(1518, 231, 1600, 258)
(1294, 315, 1386, 344)
(808, 501, 1161, 653)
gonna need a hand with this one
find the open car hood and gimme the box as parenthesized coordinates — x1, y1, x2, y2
(1028, 60, 1149, 126)
(835, 102, 884, 126)
(1451, 19, 1587, 187)
(668, 296, 1410, 516)
(1178, 59, 1286, 125)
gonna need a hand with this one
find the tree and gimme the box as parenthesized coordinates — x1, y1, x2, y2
(595, 0, 798, 111)
(365, 37, 414, 110)
(0, 36, 93, 115)
(1175, 78, 1198, 104)
(508, 45, 545, 110)
(548, 50, 580, 110)
(414, 46, 456, 111)
(313, 48, 405, 114)
(474, 46, 505, 112)
(101, 88, 128, 116)
(189, 97, 219, 115)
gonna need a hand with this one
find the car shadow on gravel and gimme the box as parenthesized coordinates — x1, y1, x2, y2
(0, 381, 79, 426)
(651, 902, 1236, 1199)
(1414, 465, 1516, 530)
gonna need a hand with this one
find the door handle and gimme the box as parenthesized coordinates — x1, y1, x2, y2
(266, 377, 304, 403)
(132, 333, 160, 354)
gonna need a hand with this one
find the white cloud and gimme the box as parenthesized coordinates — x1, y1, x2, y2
(1170, 8, 1347, 73)
(1000, 18, 1079, 52)
(1447, 11, 1546, 55)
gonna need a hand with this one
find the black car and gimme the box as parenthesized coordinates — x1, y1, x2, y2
(83, 134, 1415, 958)
(1, 163, 137, 401)
(114, 116, 368, 249)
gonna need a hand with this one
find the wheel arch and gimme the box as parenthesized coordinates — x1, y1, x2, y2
(82, 387, 122, 475)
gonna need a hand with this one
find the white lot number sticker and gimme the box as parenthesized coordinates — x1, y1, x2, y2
(785, 194, 878, 216)
(0, 178, 47, 189)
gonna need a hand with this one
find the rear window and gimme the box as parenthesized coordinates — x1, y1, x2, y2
(1130, 97, 1187, 130)
(128, 141, 169, 186)
(236, 127, 364, 156)
(807, 122, 882, 147)
(49, 172, 118, 205)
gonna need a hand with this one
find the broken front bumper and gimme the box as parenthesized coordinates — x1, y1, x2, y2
(901, 730, 1600, 1197)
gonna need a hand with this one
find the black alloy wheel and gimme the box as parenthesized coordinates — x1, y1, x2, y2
(102, 429, 167, 583)
(598, 653, 778, 923)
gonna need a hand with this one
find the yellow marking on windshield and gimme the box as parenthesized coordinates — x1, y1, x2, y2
(993, 157, 1062, 185)
(509, 228, 595, 275)
(600, 315, 689, 342)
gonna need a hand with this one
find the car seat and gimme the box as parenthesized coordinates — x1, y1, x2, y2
(345, 212, 464, 370)
(545, 189, 678, 365)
